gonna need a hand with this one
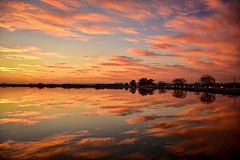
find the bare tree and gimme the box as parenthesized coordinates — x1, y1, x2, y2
(172, 78, 187, 86)
(199, 74, 215, 87)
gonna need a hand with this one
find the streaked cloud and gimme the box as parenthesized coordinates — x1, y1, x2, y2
(121, 37, 139, 44)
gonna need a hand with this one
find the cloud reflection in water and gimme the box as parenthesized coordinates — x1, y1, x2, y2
(0, 88, 239, 159)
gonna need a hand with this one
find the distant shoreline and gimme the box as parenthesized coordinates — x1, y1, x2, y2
(1, 83, 239, 95)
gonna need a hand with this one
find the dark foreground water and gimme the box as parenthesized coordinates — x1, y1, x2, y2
(0, 87, 240, 160)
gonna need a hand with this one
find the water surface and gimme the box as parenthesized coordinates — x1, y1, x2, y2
(0, 88, 239, 160)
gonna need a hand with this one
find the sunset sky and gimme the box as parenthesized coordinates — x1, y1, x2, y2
(0, 0, 239, 84)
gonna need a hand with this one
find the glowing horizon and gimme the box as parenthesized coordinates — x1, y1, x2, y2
(0, 0, 239, 84)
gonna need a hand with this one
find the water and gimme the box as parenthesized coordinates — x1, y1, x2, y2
(0, 87, 239, 160)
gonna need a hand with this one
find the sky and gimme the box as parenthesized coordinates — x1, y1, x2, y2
(0, 0, 239, 84)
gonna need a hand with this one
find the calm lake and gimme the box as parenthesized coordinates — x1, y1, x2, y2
(0, 87, 239, 160)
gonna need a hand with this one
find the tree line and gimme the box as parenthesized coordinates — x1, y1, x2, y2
(130, 74, 216, 87)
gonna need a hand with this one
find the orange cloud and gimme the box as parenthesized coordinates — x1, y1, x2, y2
(1, 46, 70, 60)
(84, 0, 155, 22)
(40, 0, 82, 11)
(126, 48, 180, 58)
(117, 27, 140, 35)
(0, 118, 39, 125)
(30, 113, 68, 120)
(0, 129, 140, 160)
(76, 24, 116, 34)
(121, 128, 139, 134)
(4, 54, 42, 60)
(67, 95, 88, 102)
(76, 137, 115, 148)
(0, 67, 22, 72)
(0, 1, 89, 40)
(6, 111, 41, 117)
(0, 130, 90, 160)
(0, 46, 40, 52)
(18, 101, 75, 107)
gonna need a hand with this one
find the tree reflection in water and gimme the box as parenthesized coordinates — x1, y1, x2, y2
(172, 90, 187, 98)
(138, 88, 155, 96)
(130, 88, 136, 94)
(199, 93, 216, 104)
(159, 89, 167, 94)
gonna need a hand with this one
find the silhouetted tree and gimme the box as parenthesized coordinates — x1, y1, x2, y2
(172, 90, 187, 98)
(172, 78, 187, 86)
(148, 78, 155, 86)
(199, 93, 215, 104)
(130, 80, 136, 87)
(159, 81, 167, 86)
(199, 74, 215, 87)
(138, 78, 148, 86)
(125, 82, 129, 86)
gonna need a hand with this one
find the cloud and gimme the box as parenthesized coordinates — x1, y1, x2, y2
(18, 101, 75, 107)
(19, 63, 76, 69)
(76, 137, 115, 148)
(30, 113, 68, 120)
(1, 46, 70, 60)
(0, 1, 88, 40)
(148, 43, 180, 50)
(5, 111, 41, 117)
(0, 118, 39, 125)
(76, 24, 116, 34)
(84, 0, 155, 22)
(40, 0, 82, 11)
(121, 128, 139, 134)
(67, 95, 88, 102)
(126, 48, 180, 58)
(141, 0, 240, 79)
(0, 130, 140, 160)
(4, 54, 42, 60)
(126, 48, 161, 57)
(121, 37, 139, 44)
(73, 12, 118, 22)
(126, 114, 180, 124)
(0, 46, 40, 52)
(0, 130, 90, 159)
(117, 27, 140, 35)
(80, 108, 142, 116)
(0, 67, 22, 72)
